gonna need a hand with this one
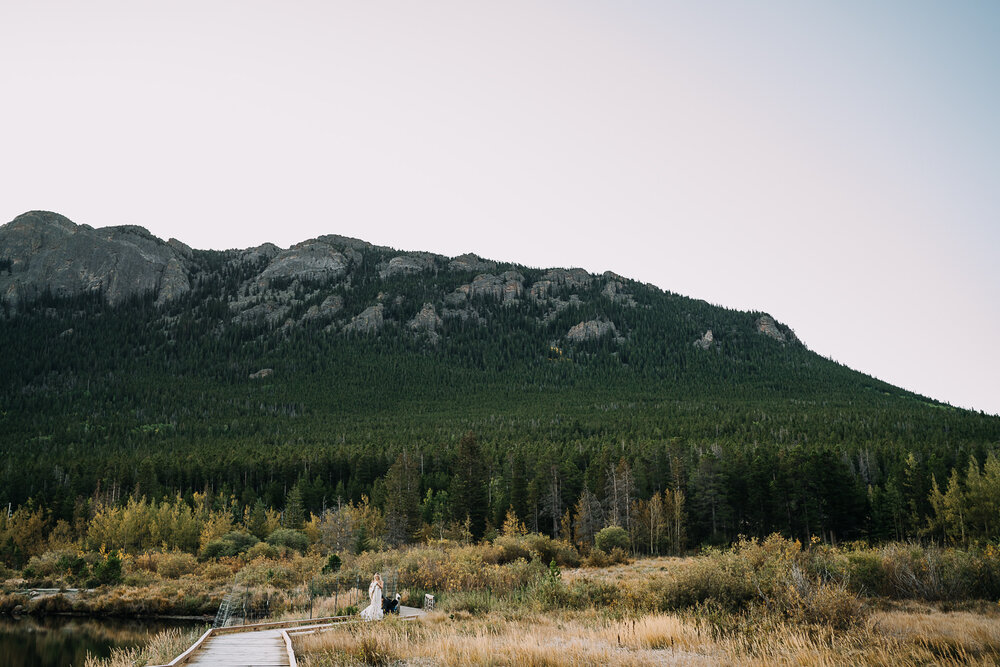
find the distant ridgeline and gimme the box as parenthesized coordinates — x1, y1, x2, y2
(1, 210, 998, 550)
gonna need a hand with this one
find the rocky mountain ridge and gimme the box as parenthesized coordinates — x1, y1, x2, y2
(0, 211, 192, 308)
(0, 211, 797, 349)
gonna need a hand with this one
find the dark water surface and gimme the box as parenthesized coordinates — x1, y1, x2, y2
(0, 616, 204, 667)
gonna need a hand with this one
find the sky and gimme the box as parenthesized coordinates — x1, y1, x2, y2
(2, 1, 998, 415)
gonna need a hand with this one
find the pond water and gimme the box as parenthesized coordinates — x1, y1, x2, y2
(0, 616, 205, 667)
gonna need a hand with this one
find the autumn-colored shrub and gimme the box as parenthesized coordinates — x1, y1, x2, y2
(876, 543, 985, 601)
(583, 546, 630, 567)
(154, 551, 199, 578)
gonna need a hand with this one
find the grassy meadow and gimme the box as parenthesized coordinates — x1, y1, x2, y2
(291, 535, 1000, 666)
(20, 531, 1000, 666)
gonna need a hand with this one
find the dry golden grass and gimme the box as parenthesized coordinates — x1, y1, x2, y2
(295, 611, 717, 666)
(295, 549, 1000, 667)
(295, 609, 1000, 666)
(85, 541, 1000, 666)
(867, 610, 1000, 664)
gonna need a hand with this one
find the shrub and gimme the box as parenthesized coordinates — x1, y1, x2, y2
(566, 577, 620, 609)
(493, 533, 580, 567)
(89, 551, 123, 587)
(266, 529, 309, 555)
(27, 551, 78, 579)
(553, 540, 582, 568)
(583, 546, 629, 568)
(27, 593, 73, 615)
(876, 543, 988, 601)
(154, 551, 198, 578)
(797, 578, 864, 630)
(201, 532, 260, 560)
(651, 554, 755, 611)
(493, 535, 532, 564)
(202, 561, 238, 580)
(0, 592, 29, 614)
(584, 548, 612, 568)
(224, 532, 260, 553)
(201, 540, 239, 560)
(245, 542, 280, 561)
(595, 526, 630, 553)
(323, 553, 342, 573)
(844, 551, 886, 596)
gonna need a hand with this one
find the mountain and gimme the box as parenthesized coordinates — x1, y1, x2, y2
(2, 211, 998, 544)
(0, 211, 193, 309)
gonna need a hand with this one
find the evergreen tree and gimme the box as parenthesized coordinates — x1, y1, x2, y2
(508, 452, 528, 524)
(689, 451, 731, 544)
(284, 483, 305, 530)
(449, 432, 488, 539)
(248, 499, 269, 540)
(384, 451, 420, 545)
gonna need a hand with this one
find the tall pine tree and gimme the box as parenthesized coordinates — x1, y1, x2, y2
(449, 432, 489, 539)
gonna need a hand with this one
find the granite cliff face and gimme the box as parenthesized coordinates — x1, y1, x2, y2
(0, 211, 192, 310)
(566, 319, 621, 343)
(0, 211, 801, 354)
(756, 315, 795, 344)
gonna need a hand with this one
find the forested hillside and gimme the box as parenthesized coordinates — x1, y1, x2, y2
(2, 211, 998, 562)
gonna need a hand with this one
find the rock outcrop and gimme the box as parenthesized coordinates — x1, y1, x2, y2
(409, 302, 442, 332)
(408, 302, 443, 342)
(232, 243, 281, 268)
(542, 268, 591, 288)
(755, 316, 787, 343)
(343, 304, 385, 334)
(232, 300, 291, 326)
(530, 268, 591, 301)
(449, 271, 524, 305)
(0, 211, 193, 310)
(257, 240, 349, 284)
(380, 253, 438, 279)
(602, 279, 637, 307)
(303, 295, 344, 321)
(449, 253, 496, 273)
(567, 319, 621, 343)
(693, 330, 714, 350)
(167, 238, 194, 259)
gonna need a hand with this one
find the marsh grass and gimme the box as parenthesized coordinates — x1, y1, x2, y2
(295, 611, 715, 666)
(296, 536, 1000, 666)
(296, 608, 1000, 667)
(82, 626, 205, 667)
(41, 536, 1000, 666)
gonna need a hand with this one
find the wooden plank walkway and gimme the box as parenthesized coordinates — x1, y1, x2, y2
(156, 608, 427, 667)
(185, 628, 289, 667)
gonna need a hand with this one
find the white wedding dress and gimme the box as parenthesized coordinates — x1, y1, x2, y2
(360, 581, 383, 621)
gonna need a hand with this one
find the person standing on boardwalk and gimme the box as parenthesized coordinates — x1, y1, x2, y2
(360, 573, 384, 621)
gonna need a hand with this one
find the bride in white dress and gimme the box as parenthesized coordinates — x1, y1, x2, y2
(360, 573, 384, 621)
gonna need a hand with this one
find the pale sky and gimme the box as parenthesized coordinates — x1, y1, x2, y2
(2, 1, 998, 415)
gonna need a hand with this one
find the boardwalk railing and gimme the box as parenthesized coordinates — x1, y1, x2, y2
(213, 570, 401, 628)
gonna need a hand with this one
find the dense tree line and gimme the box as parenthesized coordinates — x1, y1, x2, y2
(1, 244, 998, 565)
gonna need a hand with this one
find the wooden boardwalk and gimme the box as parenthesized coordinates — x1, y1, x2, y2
(185, 628, 290, 667)
(157, 608, 427, 667)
